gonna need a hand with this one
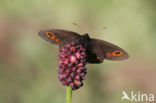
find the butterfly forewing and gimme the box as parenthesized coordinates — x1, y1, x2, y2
(39, 29, 81, 46)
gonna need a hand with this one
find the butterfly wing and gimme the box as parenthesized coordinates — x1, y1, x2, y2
(38, 29, 81, 46)
(86, 38, 129, 63)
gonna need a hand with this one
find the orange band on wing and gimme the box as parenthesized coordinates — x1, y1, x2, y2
(55, 38, 60, 42)
(51, 36, 56, 39)
(46, 32, 51, 37)
(112, 50, 123, 56)
(46, 32, 56, 39)
(106, 52, 112, 57)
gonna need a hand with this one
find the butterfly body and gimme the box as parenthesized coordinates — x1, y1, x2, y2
(39, 29, 129, 63)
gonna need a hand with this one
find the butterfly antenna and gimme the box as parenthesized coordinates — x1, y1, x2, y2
(89, 27, 106, 35)
(73, 22, 88, 34)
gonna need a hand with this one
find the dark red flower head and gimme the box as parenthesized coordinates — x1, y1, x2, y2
(58, 42, 87, 90)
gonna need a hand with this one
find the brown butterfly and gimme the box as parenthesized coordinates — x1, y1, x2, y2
(39, 29, 129, 64)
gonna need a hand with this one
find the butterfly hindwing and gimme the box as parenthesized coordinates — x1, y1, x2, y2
(86, 39, 105, 63)
(87, 38, 129, 63)
(39, 29, 81, 46)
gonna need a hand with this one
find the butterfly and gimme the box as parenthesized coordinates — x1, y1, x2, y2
(39, 29, 129, 64)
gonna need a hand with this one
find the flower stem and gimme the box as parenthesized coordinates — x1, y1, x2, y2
(66, 86, 72, 103)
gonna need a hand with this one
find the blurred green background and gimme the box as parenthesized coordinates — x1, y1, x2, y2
(0, 0, 156, 103)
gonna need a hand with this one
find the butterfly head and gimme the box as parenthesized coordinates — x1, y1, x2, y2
(79, 34, 90, 49)
(82, 33, 90, 39)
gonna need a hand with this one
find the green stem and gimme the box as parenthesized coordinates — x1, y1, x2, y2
(66, 86, 72, 103)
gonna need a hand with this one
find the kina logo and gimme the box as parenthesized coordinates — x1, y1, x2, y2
(121, 90, 154, 102)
